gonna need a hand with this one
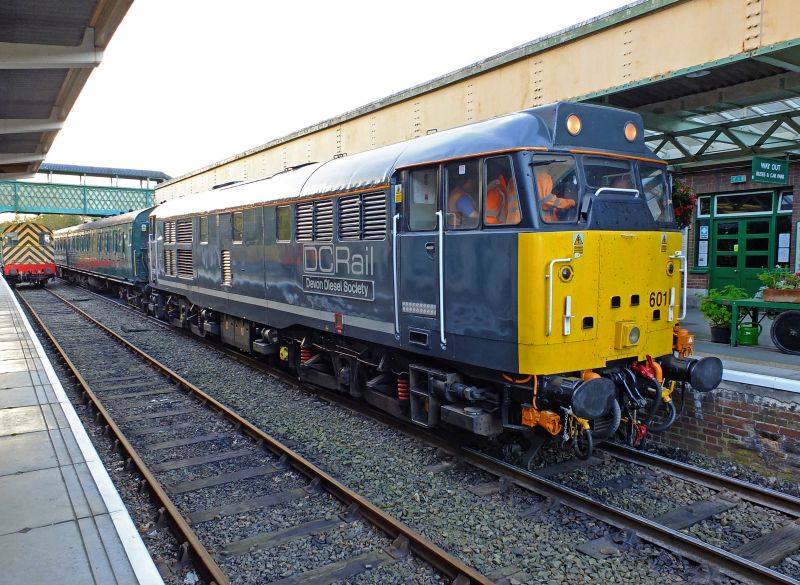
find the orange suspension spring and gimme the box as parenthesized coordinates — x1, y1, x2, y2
(397, 374, 409, 401)
(300, 347, 313, 364)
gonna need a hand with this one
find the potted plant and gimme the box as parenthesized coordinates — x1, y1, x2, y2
(757, 268, 800, 303)
(697, 285, 749, 343)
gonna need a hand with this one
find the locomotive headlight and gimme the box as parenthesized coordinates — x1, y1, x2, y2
(615, 321, 640, 348)
(624, 122, 638, 142)
(566, 114, 582, 136)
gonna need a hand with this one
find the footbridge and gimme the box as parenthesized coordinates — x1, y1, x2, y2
(0, 163, 169, 216)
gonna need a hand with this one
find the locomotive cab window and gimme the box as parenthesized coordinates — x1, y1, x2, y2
(484, 156, 521, 226)
(533, 155, 579, 223)
(232, 211, 244, 243)
(640, 164, 674, 225)
(3, 233, 17, 246)
(445, 160, 480, 230)
(276, 205, 291, 242)
(40, 233, 51, 245)
(408, 168, 438, 231)
(585, 157, 634, 192)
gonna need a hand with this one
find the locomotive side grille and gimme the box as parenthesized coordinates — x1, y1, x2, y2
(339, 195, 361, 240)
(296, 203, 314, 242)
(163, 249, 176, 276)
(362, 192, 387, 240)
(221, 250, 231, 285)
(176, 249, 193, 279)
(314, 200, 333, 242)
(176, 219, 193, 243)
(164, 221, 176, 243)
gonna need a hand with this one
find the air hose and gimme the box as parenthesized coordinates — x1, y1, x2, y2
(591, 398, 621, 440)
(647, 399, 677, 432)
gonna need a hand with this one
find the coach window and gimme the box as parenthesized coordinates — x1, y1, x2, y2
(199, 216, 209, 244)
(232, 212, 244, 243)
(276, 205, 291, 242)
(408, 167, 438, 231)
(484, 156, 521, 226)
(445, 160, 480, 230)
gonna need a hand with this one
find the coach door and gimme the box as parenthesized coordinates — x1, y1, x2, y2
(397, 167, 443, 350)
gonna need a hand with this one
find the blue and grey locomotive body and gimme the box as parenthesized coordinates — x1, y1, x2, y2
(55, 102, 722, 460)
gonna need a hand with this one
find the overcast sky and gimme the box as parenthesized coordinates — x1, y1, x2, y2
(45, 0, 633, 179)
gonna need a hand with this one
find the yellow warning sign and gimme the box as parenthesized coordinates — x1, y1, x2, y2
(573, 232, 584, 258)
(660, 234, 667, 252)
(394, 184, 403, 203)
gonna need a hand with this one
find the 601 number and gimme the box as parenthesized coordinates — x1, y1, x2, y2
(649, 290, 669, 307)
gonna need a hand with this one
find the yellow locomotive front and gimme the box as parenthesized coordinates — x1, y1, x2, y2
(510, 141, 722, 460)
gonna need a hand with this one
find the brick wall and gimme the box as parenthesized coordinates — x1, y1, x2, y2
(650, 383, 800, 479)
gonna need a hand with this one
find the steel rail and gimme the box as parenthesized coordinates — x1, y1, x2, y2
(15, 291, 230, 585)
(50, 281, 799, 585)
(601, 443, 800, 518)
(28, 287, 491, 585)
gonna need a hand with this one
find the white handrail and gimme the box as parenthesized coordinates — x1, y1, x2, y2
(392, 213, 400, 337)
(670, 250, 688, 320)
(436, 210, 446, 348)
(594, 187, 640, 198)
(546, 257, 572, 336)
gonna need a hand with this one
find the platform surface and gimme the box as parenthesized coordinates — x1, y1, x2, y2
(0, 277, 163, 585)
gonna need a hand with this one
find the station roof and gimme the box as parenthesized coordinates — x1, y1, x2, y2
(0, 0, 133, 181)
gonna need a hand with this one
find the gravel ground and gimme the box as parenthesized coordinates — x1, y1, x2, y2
(41, 280, 753, 584)
(22, 285, 446, 584)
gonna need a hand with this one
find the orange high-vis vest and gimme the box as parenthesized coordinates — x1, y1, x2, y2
(537, 172, 574, 221)
(486, 175, 521, 225)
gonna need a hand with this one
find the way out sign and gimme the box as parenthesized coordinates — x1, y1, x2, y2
(752, 156, 788, 185)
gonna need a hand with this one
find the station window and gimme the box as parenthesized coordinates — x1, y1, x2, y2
(199, 216, 209, 243)
(715, 192, 773, 215)
(533, 154, 579, 223)
(445, 160, 480, 230)
(232, 211, 244, 242)
(779, 192, 793, 213)
(276, 206, 291, 242)
(408, 168, 438, 231)
(484, 156, 521, 226)
(697, 196, 711, 217)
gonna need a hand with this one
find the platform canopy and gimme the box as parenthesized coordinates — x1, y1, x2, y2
(0, 0, 133, 180)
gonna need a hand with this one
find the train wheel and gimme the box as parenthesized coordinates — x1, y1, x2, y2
(771, 310, 800, 355)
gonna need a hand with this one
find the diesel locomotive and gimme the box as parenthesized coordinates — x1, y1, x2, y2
(54, 102, 722, 463)
(1, 221, 55, 287)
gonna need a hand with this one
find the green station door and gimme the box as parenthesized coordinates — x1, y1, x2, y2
(710, 217, 772, 295)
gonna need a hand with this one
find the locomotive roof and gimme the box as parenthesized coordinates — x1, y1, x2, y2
(151, 102, 661, 220)
(54, 207, 155, 236)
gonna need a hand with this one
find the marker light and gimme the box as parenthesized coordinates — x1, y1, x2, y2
(566, 114, 582, 136)
(624, 122, 638, 142)
(629, 326, 641, 345)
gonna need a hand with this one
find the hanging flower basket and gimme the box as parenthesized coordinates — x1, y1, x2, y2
(671, 180, 697, 229)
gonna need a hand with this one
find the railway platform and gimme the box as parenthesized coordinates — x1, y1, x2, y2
(0, 277, 163, 585)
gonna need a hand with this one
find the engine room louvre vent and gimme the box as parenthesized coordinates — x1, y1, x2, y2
(314, 200, 333, 242)
(296, 203, 313, 242)
(362, 192, 387, 240)
(339, 195, 360, 240)
(338, 192, 386, 240)
(164, 221, 176, 244)
(163, 249, 176, 276)
(221, 250, 231, 286)
(176, 219, 193, 243)
(176, 249, 193, 278)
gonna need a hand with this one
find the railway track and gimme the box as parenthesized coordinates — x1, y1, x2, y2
(17, 286, 490, 585)
(39, 280, 800, 585)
